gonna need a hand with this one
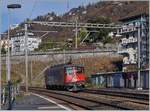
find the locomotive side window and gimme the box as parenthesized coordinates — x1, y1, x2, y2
(76, 66, 84, 73)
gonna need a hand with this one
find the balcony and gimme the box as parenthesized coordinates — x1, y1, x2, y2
(121, 37, 137, 44)
(118, 46, 137, 54)
(123, 56, 137, 65)
(120, 26, 137, 34)
(123, 57, 130, 64)
(118, 46, 128, 54)
(129, 58, 137, 64)
(119, 24, 139, 34)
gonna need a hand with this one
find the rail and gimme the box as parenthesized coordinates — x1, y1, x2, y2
(84, 88, 149, 100)
(29, 87, 148, 110)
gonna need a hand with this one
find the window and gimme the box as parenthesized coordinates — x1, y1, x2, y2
(66, 67, 74, 75)
(66, 66, 84, 75)
(76, 66, 84, 73)
(132, 33, 135, 37)
(32, 41, 37, 43)
(126, 34, 129, 39)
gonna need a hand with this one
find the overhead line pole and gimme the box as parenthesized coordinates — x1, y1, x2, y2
(7, 8, 11, 84)
(137, 25, 142, 90)
(7, 9, 12, 110)
(30, 60, 33, 86)
(25, 24, 28, 92)
(75, 18, 78, 49)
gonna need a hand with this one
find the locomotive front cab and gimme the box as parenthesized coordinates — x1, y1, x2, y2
(65, 65, 86, 91)
(76, 66, 86, 82)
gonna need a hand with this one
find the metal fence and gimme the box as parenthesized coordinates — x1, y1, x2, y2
(1, 83, 20, 110)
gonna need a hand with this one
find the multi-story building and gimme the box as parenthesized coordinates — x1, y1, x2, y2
(117, 13, 149, 89)
(11, 32, 41, 55)
(118, 13, 149, 71)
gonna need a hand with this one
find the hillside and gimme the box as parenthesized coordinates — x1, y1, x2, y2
(2, 1, 149, 50)
(33, 1, 148, 23)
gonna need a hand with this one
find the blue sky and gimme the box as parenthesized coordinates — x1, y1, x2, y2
(1, 0, 100, 32)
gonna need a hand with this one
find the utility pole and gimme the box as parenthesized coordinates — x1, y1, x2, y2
(75, 18, 78, 49)
(25, 24, 28, 92)
(30, 60, 33, 86)
(92, 44, 95, 74)
(137, 26, 142, 90)
(63, 49, 66, 64)
(7, 4, 21, 110)
(7, 9, 12, 110)
(7, 9, 11, 84)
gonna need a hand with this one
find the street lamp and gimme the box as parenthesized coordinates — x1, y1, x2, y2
(7, 4, 21, 9)
(7, 4, 21, 110)
(7, 3, 21, 82)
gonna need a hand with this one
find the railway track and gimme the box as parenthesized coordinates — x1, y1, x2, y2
(84, 88, 149, 100)
(29, 87, 149, 110)
(80, 90, 149, 106)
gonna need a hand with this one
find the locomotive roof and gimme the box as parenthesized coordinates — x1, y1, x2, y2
(50, 63, 83, 68)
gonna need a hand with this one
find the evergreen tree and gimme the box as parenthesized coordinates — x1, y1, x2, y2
(1, 44, 6, 54)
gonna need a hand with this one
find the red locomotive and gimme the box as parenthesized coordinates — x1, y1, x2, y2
(44, 63, 86, 91)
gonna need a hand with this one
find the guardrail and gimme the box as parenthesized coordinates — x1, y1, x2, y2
(1, 82, 20, 110)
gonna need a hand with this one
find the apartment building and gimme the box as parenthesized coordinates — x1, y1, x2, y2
(11, 32, 41, 55)
(117, 13, 149, 71)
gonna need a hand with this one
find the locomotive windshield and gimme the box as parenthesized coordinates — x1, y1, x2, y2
(66, 67, 74, 75)
(65, 66, 84, 75)
(76, 66, 84, 73)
